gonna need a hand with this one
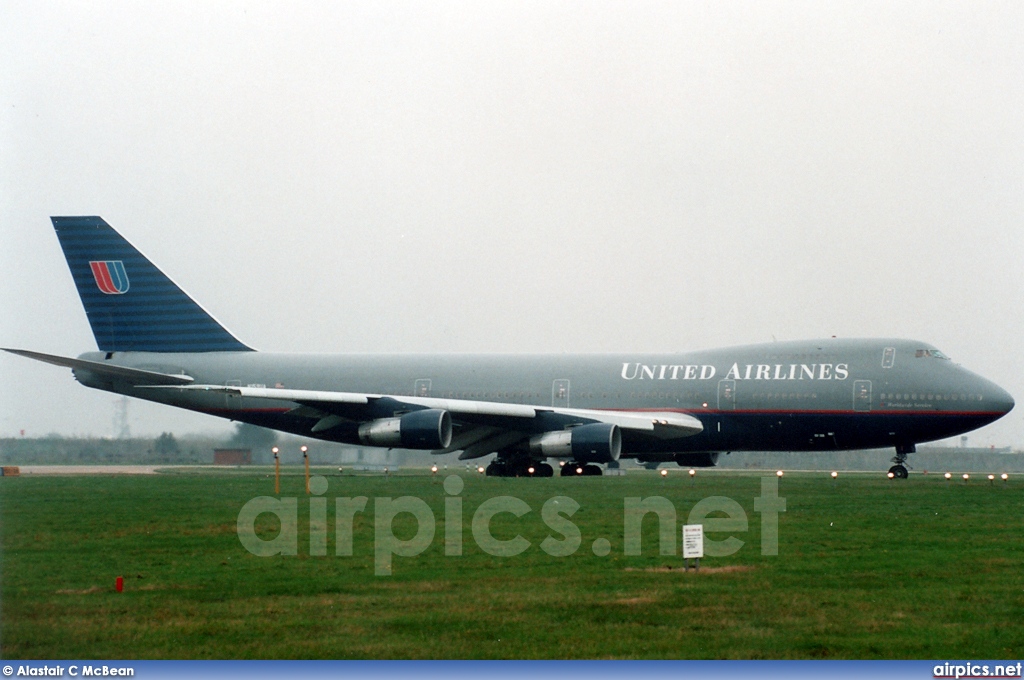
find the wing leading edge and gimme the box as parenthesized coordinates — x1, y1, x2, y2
(150, 383, 704, 455)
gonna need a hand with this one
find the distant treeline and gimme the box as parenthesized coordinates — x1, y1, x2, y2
(0, 434, 461, 467)
(0, 435, 1019, 472)
(0, 435, 215, 464)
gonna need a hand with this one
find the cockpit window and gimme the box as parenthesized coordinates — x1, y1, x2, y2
(915, 349, 950, 360)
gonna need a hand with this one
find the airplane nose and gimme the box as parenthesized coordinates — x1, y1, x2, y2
(994, 385, 1015, 415)
(978, 375, 1016, 415)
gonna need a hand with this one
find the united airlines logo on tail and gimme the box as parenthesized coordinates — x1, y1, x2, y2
(89, 260, 130, 294)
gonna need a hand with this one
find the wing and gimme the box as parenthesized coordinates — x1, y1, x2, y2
(151, 384, 704, 458)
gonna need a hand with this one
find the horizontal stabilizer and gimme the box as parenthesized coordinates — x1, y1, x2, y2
(3, 349, 194, 386)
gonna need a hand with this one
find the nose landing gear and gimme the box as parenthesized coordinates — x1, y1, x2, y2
(889, 443, 914, 479)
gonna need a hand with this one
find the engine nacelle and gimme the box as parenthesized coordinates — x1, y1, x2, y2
(673, 452, 720, 467)
(358, 409, 452, 450)
(529, 423, 622, 463)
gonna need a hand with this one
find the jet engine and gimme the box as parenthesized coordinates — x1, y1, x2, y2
(358, 409, 452, 449)
(529, 423, 622, 463)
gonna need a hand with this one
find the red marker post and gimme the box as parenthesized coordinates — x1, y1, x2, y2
(116, 576, 124, 593)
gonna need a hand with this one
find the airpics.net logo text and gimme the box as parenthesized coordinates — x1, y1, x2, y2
(934, 662, 1022, 679)
(236, 476, 786, 575)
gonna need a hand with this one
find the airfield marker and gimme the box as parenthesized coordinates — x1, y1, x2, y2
(660, 469, 668, 478)
(115, 576, 123, 593)
(1001, 473, 1009, 482)
(302, 446, 309, 494)
(962, 473, 970, 483)
(273, 447, 280, 495)
(689, 469, 696, 482)
(988, 474, 995, 485)
(683, 524, 703, 572)
(944, 472, 952, 481)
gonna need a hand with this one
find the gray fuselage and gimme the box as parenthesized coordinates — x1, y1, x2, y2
(75, 337, 1014, 460)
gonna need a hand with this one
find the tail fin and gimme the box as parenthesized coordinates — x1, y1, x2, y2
(52, 216, 253, 353)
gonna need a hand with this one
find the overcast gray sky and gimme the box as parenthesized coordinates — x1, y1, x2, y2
(2, 1, 1022, 447)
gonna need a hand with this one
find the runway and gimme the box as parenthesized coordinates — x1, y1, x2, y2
(14, 465, 199, 475)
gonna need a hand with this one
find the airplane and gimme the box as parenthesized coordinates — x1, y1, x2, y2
(4, 216, 1015, 478)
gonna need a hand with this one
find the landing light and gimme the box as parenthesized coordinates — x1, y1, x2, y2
(962, 473, 970, 481)
(1001, 473, 1009, 481)
(831, 471, 838, 479)
(887, 472, 895, 479)
(300, 445, 308, 453)
(576, 466, 584, 475)
(689, 469, 696, 478)
(477, 466, 485, 474)
(528, 466, 535, 475)
(776, 470, 784, 477)
(944, 472, 952, 480)
(660, 469, 668, 477)
(988, 474, 995, 481)
(431, 465, 438, 474)
(559, 461, 566, 467)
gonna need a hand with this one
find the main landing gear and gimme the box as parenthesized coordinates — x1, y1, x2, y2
(482, 455, 603, 477)
(559, 462, 603, 476)
(484, 458, 554, 477)
(889, 443, 914, 479)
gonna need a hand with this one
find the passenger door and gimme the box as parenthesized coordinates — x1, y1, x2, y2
(853, 380, 872, 412)
(718, 379, 736, 410)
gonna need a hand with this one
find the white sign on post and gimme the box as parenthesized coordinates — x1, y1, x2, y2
(682, 524, 704, 559)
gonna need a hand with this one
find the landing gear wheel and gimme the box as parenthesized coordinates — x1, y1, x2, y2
(534, 463, 554, 477)
(509, 460, 531, 477)
(889, 444, 914, 480)
(888, 464, 908, 479)
(583, 464, 603, 476)
(485, 461, 507, 477)
(560, 462, 583, 477)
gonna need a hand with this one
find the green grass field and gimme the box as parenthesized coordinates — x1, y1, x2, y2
(2, 468, 1022, 659)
